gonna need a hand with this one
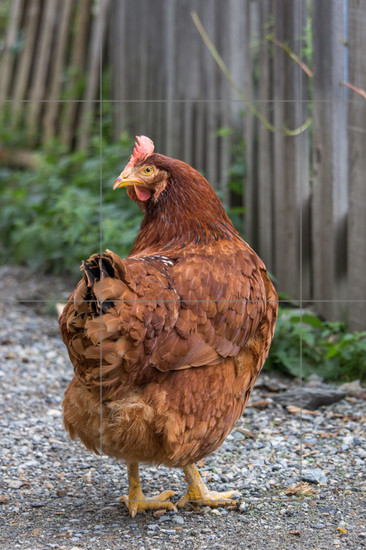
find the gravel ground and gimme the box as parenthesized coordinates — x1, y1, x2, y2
(0, 266, 365, 550)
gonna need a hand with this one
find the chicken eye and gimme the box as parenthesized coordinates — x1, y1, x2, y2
(142, 166, 153, 175)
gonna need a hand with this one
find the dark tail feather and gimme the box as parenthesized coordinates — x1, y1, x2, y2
(80, 253, 117, 314)
(81, 253, 116, 288)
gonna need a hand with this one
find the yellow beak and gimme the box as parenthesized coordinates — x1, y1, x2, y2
(113, 176, 142, 190)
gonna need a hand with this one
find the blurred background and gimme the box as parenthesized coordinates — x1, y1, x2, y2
(0, 0, 365, 381)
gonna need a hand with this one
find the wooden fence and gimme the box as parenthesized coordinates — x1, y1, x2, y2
(0, 0, 365, 329)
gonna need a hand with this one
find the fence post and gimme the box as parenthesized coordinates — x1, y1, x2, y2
(77, 0, 110, 151)
(256, 0, 274, 270)
(312, 0, 348, 320)
(347, 0, 366, 329)
(26, 0, 59, 143)
(11, 0, 41, 129)
(0, 0, 23, 102)
(60, 0, 92, 148)
(272, 0, 310, 301)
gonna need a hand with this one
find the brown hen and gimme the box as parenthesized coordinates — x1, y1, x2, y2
(60, 136, 278, 517)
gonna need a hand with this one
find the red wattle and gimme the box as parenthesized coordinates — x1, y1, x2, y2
(134, 186, 152, 201)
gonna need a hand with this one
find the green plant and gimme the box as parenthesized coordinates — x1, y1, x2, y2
(0, 132, 142, 279)
(213, 127, 247, 234)
(266, 308, 366, 382)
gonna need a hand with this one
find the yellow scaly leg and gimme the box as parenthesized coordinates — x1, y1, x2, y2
(120, 463, 177, 518)
(177, 463, 240, 509)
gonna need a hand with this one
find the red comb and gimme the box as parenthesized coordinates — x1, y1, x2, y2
(125, 136, 155, 170)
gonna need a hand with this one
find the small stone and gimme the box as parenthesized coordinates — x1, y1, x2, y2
(338, 380, 363, 396)
(147, 524, 159, 532)
(159, 515, 172, 522)
(342, 435, 354, 446)
(239, 502, 249, 513)
(7, 479, 26, 489)
(210, 509, 221, 515)
(31, 502, 45, 508)
(47, 408, 62, 416)
(172, 515, 184, 525)
(308, 374, 324, 386)
(314, 522, 326, 529)
(0, 495, 9, 503)
(302, 468, 328, 485)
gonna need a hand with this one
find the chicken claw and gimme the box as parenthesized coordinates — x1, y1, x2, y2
(121, 463, 177, 517)
(177, 464, 240, 509)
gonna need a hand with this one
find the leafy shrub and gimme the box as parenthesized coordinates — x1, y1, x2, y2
(0, 133, 142, 279)
(266, 308, 366, 382)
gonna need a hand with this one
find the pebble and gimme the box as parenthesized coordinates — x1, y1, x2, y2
(172, 514, 184, 524)
(239, 502, 249, 513)
(302, 468, 328, 485)
(7, 480, 26, 489)
(160, 529, 176, 535)
(158, 515, 171, 522)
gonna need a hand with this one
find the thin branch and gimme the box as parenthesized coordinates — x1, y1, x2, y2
(191, 12, 311, 137)
(266, 34, 313, 78)
(341, 80, 366, 100)
(283, 118, 312, 136)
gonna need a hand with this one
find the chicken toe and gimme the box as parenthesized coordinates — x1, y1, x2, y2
(177, 463, 240, 509)
(121, 463, 177, 517)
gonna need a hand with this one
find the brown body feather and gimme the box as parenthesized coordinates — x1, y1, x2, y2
(60, 149, 278, 470)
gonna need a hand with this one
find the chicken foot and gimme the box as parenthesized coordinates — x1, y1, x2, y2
(177, 463, 240, 508)
(121, 463, 177, 517)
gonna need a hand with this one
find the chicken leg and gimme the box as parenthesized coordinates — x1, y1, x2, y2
(177, 463, 240, 508)
(121, 463, 177, 517)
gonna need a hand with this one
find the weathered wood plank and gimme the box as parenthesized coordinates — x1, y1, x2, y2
(164, 0, 177, 158)
(202, 0, 219, 188)
(60, 0, 92, 148)
(312, 0, 348, 320)
(272, 0, 310, 300)
(257, 0, 274, 270)
(0, 0, 23, 101)
(77, 0, 110, 150)
(244, 0, 258, 243)
(109, 0, 126, 141)
(347, 0, 366, 329)
(43, 0, 74, 143)
(10, 0, 41, 128)
(216, 2, 232, 205)
(26, 0, 59, 143)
